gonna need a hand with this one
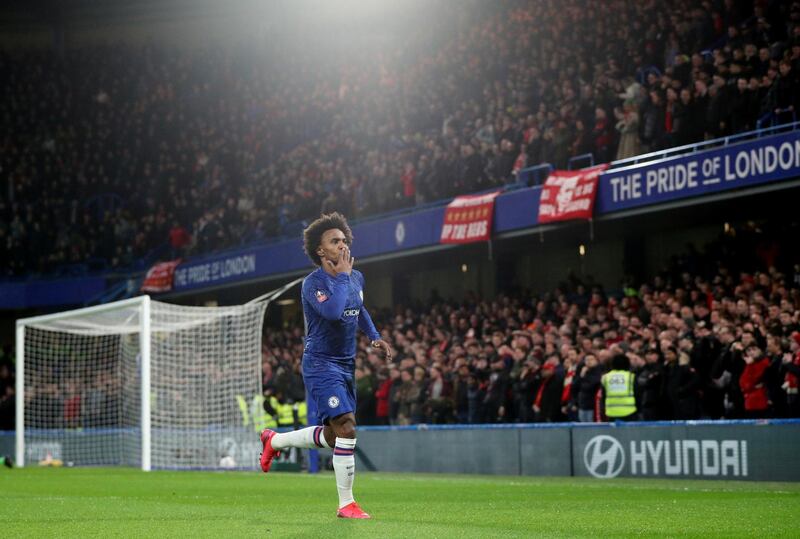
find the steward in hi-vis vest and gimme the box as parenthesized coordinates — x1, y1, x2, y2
(601, 354, 637, 420)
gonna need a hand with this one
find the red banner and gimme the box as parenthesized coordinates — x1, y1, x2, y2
(141, 259, 181, 293)
(538, 164, 609, 223)
(440, 191, 501, 244)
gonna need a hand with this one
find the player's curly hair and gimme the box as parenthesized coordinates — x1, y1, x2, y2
(303, 212, 353, 266)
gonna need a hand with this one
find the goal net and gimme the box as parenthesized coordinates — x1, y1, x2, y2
(16, 296, 267, 470)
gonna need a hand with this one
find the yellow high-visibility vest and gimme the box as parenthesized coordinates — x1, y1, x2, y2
(602, 370, 637, 418)
(252, 395, 277, 431)
(237, 394, 287, 432)
(273, 398, 295, 427)
(236, 395, 250, 427)
(296, 401, 308, 426)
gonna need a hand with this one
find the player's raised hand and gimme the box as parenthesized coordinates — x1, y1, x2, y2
(326, 245, 353, 275)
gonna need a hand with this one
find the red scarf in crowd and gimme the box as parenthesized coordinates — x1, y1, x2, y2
(535, 377, 550, 409)
(562, 365, 575, 405)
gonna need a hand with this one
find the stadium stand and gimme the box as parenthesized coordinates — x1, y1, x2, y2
(7, 223, 797, 430)
(2, 0, 799, 277)
(253, 224, 800, 425)
(2, 1, 800, 428)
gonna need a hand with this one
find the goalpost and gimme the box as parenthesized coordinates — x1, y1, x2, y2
(15, 295, 268, 471)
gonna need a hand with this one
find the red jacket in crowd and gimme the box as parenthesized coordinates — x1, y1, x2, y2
(739, 357, 770, 412)
(561, 365, 575, 406)
(375, 378, 392, 420)
(169, 225, 192, 249)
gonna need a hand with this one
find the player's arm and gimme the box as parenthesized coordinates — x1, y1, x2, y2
(358, 306, 392, 360)
(302, 275, 350, 321)
(357, 305, 380, 342)
(354, 271, 392, 360)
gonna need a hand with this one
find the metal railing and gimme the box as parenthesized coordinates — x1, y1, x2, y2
(568, 153, 594, 170)
(608, 120, 800, 171)
(515, 163, 554, 187)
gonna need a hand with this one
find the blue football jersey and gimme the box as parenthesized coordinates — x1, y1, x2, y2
(301, 267, 380, 365)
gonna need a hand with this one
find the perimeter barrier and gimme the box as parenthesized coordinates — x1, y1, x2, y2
(1, 419, 797, 480)
(355, 419, 800, 482)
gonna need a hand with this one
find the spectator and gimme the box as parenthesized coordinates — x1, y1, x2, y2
(533, 359, 563, 423)
(601, 354, 637, 421)
(572, 353, 602, 422)
(592, 108, 614, 164)
(465, 373, 486, 424)
(768, 59, 800, 124)
(614, 99, 640, 159)
(374, 368, 395, 425)
(512, 358, 538, 423)
(636, 348, 664, 420)
(673, 352, 702, 419)
(399, 161, 417, 208)
(739, 345, 771, 418)
(728, 77, 757, 133)
(674, 88, 701, 146)
(168, 221, 192, 258)
(640, 90, 666, 152)
(461, 144, 488, 193)
(424, 366, 453, 423)
(355, 367, 377, 425)
(782, 333, 800, 417)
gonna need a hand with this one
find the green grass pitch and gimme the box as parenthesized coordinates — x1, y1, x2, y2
(2, 468, 799, 538)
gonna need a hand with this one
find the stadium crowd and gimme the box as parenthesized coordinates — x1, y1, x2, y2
(2, 0, 800, 277)
(260, 225, 800, 425)
(2, 224, 799, 430)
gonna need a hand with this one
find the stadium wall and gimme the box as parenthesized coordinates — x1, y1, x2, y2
(354, 420, 800, 482)
(2, 420, 798, 481)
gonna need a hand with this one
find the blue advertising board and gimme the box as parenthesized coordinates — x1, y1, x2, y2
(171, 206, 447, 292)
(172, 242, 305, 291)
(596, 130, 800, 213)
(0, 277, 106, 309)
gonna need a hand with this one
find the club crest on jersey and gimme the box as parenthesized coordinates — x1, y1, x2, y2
(315, 290, 328, 303)
(328, 396, 340, 408)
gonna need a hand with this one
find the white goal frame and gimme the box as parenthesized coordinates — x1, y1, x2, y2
(16, 296, 153, 470)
